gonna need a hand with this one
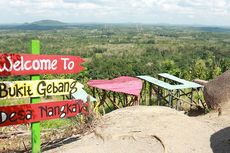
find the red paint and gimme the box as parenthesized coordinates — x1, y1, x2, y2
(0, 100, 89, 127)
(0, 54, 84, 76)
(87, 76, 143, 97)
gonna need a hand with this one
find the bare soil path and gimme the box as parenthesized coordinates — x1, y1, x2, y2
(45, 106, 230, 153)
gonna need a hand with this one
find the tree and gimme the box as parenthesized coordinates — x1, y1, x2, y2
(212, 65, 222, 78)
(193, 59, 208, 80)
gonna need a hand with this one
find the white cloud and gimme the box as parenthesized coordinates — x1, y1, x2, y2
(0, 0, 229, 25)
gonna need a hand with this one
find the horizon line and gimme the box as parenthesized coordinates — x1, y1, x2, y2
(0, 21, 230, 28)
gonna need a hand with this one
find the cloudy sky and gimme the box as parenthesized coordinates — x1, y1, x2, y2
(0, 0, 230, 26)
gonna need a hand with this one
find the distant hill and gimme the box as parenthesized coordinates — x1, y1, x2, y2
(194, 26, 230, 32)
(30, 20, 67, 27)
(12, 20, 69, 30)
(0, 21, 229, 32)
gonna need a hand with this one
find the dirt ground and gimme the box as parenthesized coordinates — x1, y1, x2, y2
(44, 106, 230, 153)
(0, 119, 91, 152)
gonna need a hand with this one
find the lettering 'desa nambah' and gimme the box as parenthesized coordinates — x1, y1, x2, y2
(0, 79, 83, 99)
(0, 54, 84, 76)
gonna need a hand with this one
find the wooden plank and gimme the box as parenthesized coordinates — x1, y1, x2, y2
(138, 75, 190, 90)
(0, 53, 84, 76)
(137, 75, 174, 90)
(71, 88, 96, 102)
(0, 100, 89, 127)
(0, 80, 83, 99)
(158, 73, 203, 88)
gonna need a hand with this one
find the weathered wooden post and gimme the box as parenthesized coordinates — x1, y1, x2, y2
(169, 90, 173, 108)
(149, 83, 152, 105)
(145, 81, 148, 105)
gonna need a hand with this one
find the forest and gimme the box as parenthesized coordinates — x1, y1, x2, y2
(1, 23, 230, 152)
(0, 23, 230, 83)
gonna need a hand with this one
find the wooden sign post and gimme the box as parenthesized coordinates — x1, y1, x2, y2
(0, 40, 86, 153)
(31, 40, 41, 153)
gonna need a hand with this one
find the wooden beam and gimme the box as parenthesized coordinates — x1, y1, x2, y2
(149, 83, 152, 106)
(145, 81, 148, 105)
(168, 90, 173, 108)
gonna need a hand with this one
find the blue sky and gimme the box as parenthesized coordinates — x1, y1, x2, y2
(0, 0, 230, 26)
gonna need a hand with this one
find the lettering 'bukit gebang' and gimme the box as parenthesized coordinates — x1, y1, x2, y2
(0, 80, 78, 98)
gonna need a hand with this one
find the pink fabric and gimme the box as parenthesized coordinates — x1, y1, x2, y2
(87, 76, 142, 97)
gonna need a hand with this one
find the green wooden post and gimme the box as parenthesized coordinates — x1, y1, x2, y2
(31, 40, 41, 153)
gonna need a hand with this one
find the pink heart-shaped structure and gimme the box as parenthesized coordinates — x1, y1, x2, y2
(87, 76, 143, 97)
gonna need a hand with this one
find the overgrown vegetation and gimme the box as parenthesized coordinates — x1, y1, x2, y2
(1, 24, 229, 82)
(0, 24, 230, 127)
(0, 23, 230, 152)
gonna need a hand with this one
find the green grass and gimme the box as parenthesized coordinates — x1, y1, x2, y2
(0, 99, 29, 106)
(40, 118, 72, 129)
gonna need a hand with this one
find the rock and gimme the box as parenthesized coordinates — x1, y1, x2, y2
(193, 79, 208, 86)
(45, 106, 214, 153)
(204, 70, 230, 113)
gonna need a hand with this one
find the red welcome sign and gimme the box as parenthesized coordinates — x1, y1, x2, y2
(0, 41, 87, 152)
(0, 54, 84, 76)
(0, 100, 89, 127)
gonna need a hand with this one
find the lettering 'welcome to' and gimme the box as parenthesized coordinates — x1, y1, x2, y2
(0, 56, 75, 72)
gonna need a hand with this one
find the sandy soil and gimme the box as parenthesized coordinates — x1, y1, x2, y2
(196, 108, 230, 153)
(45, 106, 230, 153)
